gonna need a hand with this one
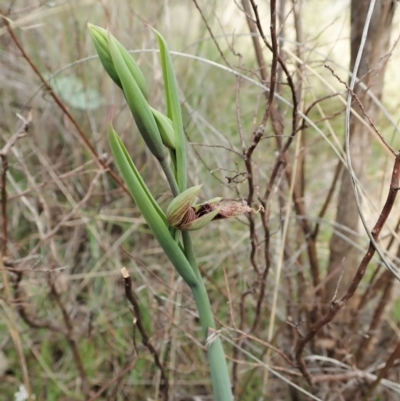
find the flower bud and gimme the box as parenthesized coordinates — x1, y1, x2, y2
(167, 185, 202, 227)
(107, 31, 166, 161)
(167, 187, 254, 231)
(88, 24, 149, 100)
(151, 108, 175, 150)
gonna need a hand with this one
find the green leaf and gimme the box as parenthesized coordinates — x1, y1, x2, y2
(110, 130, 167, 226)
(108, 124, 198, 286)
(108, 30, 166, 161)
(153, 28, 187, 191)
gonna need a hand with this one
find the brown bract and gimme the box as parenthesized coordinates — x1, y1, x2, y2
(195, 199, 254, 220)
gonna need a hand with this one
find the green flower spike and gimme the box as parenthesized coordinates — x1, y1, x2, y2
(89, 24, 167, 162)
(107, 29, 166, 162)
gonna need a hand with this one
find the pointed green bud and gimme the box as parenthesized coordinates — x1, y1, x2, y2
(151, 108, 175, 150)
(167, 185, 202, 227)
(88, 24, 149, 100)
(108, 30, 165, 161)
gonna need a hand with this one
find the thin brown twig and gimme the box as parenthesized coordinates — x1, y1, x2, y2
(353, 235, 400, 363)
(355, 273, 394, 363)
(250, 217, 270, 333)
(312, 159, 343, 239)
(244, 124, 264, 275)
(190, 142, 242, 157)
(232, 328, 296, 367)
(191, 0, 231, 67)
(356, 269, 391, 313)
(240, 0, 268, 83)
(364, 339, 400, 399)
(121, 267, 169, 401)
(356, 216, 400, 311)
(324, 64, 395, 156)
(87, 356, 138, 401)
(244, 0, 279, 233)
(297, 93, 344, 133)
(249, 0, 298, 136)
(266, 150, 322, 293)
(260, 0, 279, 128)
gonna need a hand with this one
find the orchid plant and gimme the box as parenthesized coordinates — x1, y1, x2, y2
(89, 24, 251, 400)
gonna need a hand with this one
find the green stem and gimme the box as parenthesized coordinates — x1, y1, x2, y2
(182, 231, 202, 280)
(159, 142, 232, 400)
(185, 231, 233, 400)
(159, 157, 179, 197)
(191, 279, 233, 401)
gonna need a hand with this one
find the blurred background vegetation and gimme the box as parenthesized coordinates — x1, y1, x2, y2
(1, 0, 400, 400)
